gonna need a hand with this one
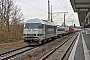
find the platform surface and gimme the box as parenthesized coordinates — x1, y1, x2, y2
(68, 32, 90, 60)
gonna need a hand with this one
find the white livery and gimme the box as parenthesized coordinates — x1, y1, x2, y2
(56, 27, 69, 37)
(23, 18, 57, 45)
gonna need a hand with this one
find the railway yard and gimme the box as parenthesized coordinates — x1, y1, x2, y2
(0, 32, 79, 60)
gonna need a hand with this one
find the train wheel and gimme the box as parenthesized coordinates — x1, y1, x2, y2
(42, 40, 44, 44)
(47, 38, 49, 42)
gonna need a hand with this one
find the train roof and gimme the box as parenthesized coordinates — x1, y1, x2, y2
(57, 26, 69, 28)
(26, 18, 56, 26)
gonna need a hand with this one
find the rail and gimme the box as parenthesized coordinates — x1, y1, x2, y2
(39, 33, 78, 60)
(0, 45, 35, 60)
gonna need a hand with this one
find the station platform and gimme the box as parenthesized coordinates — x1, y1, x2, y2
(68, 32, 90, 60)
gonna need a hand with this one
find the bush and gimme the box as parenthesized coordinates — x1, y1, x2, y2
(0, 35, 22, 44)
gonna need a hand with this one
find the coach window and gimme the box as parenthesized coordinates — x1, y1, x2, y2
(57, 28, 65, 31)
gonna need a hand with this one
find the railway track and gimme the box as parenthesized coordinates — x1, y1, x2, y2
(0, 33, 78, 60)
(39, 32, 79, 60)
(0, 45, 35, 60)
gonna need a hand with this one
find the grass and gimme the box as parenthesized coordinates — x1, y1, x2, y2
(0, 35, 23, 44)
(0, 34, 26, 53)
(0, 40, 26, 53)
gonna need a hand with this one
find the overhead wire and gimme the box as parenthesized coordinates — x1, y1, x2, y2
(51, 2, 64, 11)
(61, 0, 74, 13)
(33, 0, 47, 8)
(58, 0, 68, 11)
(59, 0, 75, 20)
(66, 14, 73, 20)
(53, 14, 60, 18)
(20, 0, 47, 13)
(61, 0, 69, 10)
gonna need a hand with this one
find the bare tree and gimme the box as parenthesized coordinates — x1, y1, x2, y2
(0, 0, 24, 41)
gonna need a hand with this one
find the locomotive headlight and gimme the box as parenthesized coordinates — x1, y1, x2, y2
(36, 34, 38, 36)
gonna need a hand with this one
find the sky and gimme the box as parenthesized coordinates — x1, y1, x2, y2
(16, 0, 80, 26)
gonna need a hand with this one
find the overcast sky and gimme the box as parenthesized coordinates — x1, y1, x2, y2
(16, 0, 80, 26)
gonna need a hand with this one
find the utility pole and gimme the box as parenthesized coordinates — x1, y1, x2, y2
(51, 5, 52, 22)
(48, 0, 50, 21)
(64, 13, 66, 27)
(53, 12, 68, 27)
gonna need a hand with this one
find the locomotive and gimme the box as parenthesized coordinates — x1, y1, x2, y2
(23, 18, 57, 45)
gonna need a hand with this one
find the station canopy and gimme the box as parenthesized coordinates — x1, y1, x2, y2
(70, 0, 90, 26)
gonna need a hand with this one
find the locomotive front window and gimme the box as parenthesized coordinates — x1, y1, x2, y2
(25, 23, 43, 29)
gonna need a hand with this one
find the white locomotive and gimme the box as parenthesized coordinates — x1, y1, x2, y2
(23, 18, 57, 45)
